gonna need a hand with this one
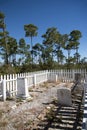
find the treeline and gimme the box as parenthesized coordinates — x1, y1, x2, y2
(0, 12, 87, 74)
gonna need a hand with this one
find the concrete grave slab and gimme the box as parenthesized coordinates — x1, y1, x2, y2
(57, 87, 72, 106)
(17, 78, 31, 99)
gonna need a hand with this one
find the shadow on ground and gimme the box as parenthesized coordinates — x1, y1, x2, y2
(35, 84, 84, 130)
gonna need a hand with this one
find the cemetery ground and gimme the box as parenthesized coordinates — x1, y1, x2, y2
(0, 81, 84, 130)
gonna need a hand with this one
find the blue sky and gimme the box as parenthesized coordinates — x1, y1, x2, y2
(0, 0, 87, 59)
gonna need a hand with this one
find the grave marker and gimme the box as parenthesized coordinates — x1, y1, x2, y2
(17, 77, 31, 99)
(57, 87, 72, 106)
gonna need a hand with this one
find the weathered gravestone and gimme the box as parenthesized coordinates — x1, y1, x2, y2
(57, 87, 72, 106)
(17, 77, 31, 99)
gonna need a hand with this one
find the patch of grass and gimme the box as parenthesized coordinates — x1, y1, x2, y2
(13, 120, 24, 129)
(28, 88, 33, 92)
(46, 107, 55, 120)
(16, 98, 23, 102)
(0, 119, 8, 127)
(24, 119, 33, 127)
(41, 82, 49, 88)
(26, 97, 33, 102)
(6, 96, 15, 101)
(52, 98, 58, 104)
(0, 109, 4, 118)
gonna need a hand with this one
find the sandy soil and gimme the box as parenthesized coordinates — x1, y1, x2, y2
(0, 81, 83, 130)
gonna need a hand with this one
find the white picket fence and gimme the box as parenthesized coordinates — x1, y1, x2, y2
(49, 69, 86, 82)
(0, 69, 86, 101)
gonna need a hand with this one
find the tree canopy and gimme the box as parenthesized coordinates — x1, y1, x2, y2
(0, 11, 86, 74)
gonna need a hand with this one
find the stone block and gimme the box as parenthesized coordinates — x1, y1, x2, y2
(57, 87, 72, 106)
(17, 77, 30, 99)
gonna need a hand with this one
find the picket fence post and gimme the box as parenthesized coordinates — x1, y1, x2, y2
(2, 80, 6, 101)
(34, 74, 36, 86)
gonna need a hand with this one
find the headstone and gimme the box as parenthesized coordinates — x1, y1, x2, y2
(57, 87, 72, 106)
(17, 77, 31, 99)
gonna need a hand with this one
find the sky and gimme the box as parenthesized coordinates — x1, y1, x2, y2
(0, 0, 87, 59)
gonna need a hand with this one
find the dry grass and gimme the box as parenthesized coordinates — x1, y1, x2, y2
(13, 120, 24, 129)
(0, 119, 8, 127)
(24, 119, 33, 127)
(0, 109, 4, 118)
